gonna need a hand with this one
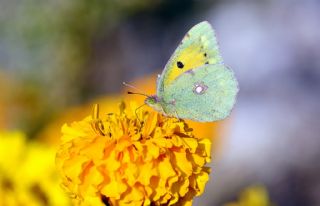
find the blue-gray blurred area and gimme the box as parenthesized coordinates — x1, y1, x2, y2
(1, 0, 320, 205)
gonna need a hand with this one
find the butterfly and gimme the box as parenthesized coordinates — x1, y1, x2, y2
(144, 21, 238, 122)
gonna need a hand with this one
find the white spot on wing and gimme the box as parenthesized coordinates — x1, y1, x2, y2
(195, 86, 203, 93)
(193, 82, 208, 95)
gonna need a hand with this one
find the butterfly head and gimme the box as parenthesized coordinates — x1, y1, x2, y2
(145, 96, 163, 112)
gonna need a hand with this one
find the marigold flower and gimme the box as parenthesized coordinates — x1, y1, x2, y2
(56, 102, 211, 206)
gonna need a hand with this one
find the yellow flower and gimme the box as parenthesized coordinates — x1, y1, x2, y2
(0, 131, 71, 206)
(56, 102, 211, 206)
(224, 185, 275, 206)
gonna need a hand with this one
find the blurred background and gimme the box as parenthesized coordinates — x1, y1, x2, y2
(1, 0, 320, 205)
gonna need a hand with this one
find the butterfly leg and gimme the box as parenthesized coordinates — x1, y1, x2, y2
(165, 99, 182, 121)
(174, 110, 183, 121)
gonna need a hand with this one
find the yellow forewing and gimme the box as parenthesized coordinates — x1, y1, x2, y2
(158, 21, 223, 92)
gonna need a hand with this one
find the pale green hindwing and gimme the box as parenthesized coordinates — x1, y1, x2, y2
(161, 64, 239, 122)
(157, 21, 223, 95)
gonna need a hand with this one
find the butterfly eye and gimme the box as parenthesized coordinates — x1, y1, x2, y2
(177, 61, 184, 69)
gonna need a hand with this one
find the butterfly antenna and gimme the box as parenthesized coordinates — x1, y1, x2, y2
(127, 91, 150, 98)
(123, 82, 149, 96)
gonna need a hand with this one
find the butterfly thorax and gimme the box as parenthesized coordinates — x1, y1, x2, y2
(145, 96, 164, 113)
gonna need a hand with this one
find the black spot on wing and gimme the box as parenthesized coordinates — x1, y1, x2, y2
(177, 61, 184, 69)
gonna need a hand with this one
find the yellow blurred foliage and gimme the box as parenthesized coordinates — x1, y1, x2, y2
(224, 185, 275, 206)
(0, 131, 71, 206)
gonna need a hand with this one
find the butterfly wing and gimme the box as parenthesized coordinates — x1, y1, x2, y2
(160, 64, 238, 122)
(157, 21, 223, 94)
